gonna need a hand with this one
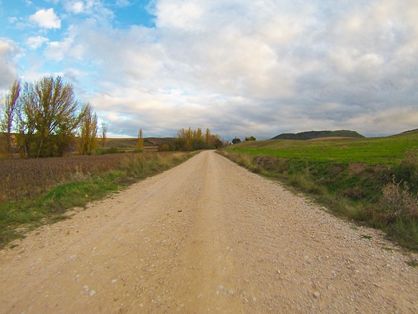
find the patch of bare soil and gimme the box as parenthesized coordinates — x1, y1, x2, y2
(1, 151, 417, 313)
(347, 163, 367, 175)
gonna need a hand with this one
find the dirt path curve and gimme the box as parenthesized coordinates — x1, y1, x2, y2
(1, 151, 418, 313)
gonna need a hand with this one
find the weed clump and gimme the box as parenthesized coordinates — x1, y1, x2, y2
(375, 178, 418, 223)
(394, 148, 418, 194)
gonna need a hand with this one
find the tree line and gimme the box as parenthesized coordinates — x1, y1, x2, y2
(167, 127, 223, 151)
(1, 77, 227, 157)
(232, 136, 256, 144)
(0, 76, 98, 158)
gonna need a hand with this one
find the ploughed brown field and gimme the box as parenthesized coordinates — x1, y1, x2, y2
(0, 153, 138, 202)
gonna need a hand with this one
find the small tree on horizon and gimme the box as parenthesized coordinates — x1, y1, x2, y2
(232, 137, 241, 144)
(101, 123, 108, 148)
(136, 128, 144, 150)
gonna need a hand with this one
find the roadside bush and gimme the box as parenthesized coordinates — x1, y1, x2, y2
(370, 148, 418, 225)
(240, 155, 260, 173)
(254, 156, 280, 171)
(95, 147, 123, 155)
(159, 143, 171, 151)
(393, 148, 418, 194)
(193, 139, 208, 150)
(374, 178, 418, 223)
(289, 173, 326, 195)
(388, 219, 418, 251)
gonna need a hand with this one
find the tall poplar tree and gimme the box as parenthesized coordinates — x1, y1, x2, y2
(137, 128, 144, 150)
(101, 123, 108, 148)
(0, 80, 20, 157)
(78, 104, 98, 155)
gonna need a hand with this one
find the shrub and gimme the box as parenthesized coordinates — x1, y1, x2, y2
(232, 137, 241, 144)
(254, 156, 278, 171)
(394, 148, 418, 194)
(159, 143, 171, 151)
(289, 173, 326, 195)
(95, 147, 123, 155)
(375, 178, 418, 222)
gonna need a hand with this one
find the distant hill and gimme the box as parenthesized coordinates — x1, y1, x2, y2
(271, 130, 365, 140)
(401, 128, 418, 135)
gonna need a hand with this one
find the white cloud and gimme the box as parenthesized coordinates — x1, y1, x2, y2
(29, 8, 61, 29)
(26, 36, 49, 49)
(63, 0, 114, 21)
(156, 1, 204, 31)
(0, 39, 21, 88)
(80, 2, 415, 136)
(44, 36, 85, 61)
(345, 106, 418, 136)
(10, 0, 418, 138)
(70, 22, 164, 81)
(65, 1, 84, 14)
(116, 0, 131, 7)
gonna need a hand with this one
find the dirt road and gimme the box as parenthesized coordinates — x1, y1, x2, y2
(1, 151, 418, 313)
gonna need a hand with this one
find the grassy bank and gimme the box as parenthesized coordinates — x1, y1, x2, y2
(228, 132, 418, 164)
(0, 152, 194, 249)
(222, 132, 418, 251)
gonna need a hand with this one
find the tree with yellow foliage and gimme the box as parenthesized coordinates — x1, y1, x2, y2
(0, 80, 20, 157)
(101, 123, 108, 148)
(175, 127, 222, 151)
(78, 104, 98, 155)
(15, 76, 89, 157)
(137, 128, 144, 150)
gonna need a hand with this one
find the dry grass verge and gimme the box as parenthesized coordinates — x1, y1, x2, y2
(0, 152, 194, 248)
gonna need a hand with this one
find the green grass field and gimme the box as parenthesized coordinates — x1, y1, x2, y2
(227, 132, 418, 165)
(223, 131, 418, 251)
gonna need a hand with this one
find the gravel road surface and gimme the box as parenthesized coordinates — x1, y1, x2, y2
(1, 150, 418, 313)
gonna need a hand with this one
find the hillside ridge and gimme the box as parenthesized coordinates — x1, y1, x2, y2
(271, 130, 365, 140)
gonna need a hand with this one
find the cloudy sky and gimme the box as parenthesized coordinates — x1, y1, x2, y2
(1, 0, 418, 139)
